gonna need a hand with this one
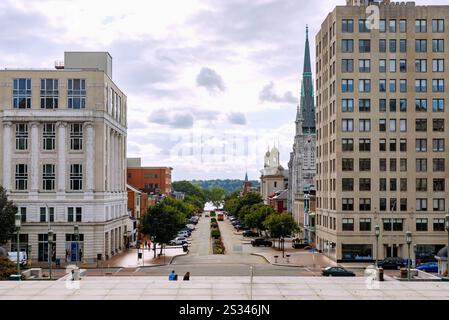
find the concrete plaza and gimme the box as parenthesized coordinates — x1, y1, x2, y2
(1, 276, 449, 300)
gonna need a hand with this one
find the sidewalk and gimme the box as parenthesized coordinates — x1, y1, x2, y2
(252, 250, 338, 268)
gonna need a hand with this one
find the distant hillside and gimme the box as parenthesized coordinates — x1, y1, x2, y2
(190, 179, 260, 195)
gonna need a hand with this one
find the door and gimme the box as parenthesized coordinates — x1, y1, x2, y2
(386, 245, 398, 257)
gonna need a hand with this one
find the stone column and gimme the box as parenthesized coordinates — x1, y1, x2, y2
(2, 122, 13, 192)
(56, 122, 67, 194)
(85, 122, 95, 193)
(30, 122, 40, 194)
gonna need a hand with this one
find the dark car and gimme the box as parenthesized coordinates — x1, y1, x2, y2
(236, 225, 250, 231)
(377, 257, 407, 269)
(243, 230, 259, 237)
(251, 238, 273, 247)
(231, 220, 240, 226)
(321, 266, 356, 277)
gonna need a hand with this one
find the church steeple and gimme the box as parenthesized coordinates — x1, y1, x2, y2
(299, 25, 315, 134)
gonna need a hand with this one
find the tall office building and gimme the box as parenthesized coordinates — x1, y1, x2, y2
(0, 52, 131, 264)
(315, 1, 449, 261)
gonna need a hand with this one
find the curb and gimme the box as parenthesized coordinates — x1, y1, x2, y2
(168, 253, 188, 265)
(250, 253, 306, 268)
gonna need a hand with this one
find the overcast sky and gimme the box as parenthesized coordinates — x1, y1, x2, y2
(1, 0, 445, 181)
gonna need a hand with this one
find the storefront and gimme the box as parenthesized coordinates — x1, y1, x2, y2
(38, 234, 56, 262)
(415, 244, 445, 262)
(65, 234, 84, 262)
(341, 244, 373, 262)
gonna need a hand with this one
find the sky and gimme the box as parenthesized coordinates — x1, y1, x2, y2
(1, 0, 445, 181)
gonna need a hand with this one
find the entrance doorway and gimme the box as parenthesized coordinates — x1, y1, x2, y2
(386, 245, 398, 257)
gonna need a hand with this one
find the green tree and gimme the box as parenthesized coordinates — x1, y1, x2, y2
(234, 192, 263, 217)
(0, 186, 18, 245)
(184, 195, 204, 213)
(206, 188, 225, 209)
(263, 213, 299, 248)
(0, 256, 17, 280)
(172, 181, 206, 202)
(162, 197, 194, 219)
(237, 204, 251, 221)
(244, 204, 275, 235)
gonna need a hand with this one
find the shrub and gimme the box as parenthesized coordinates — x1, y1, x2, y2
(0, 256, 18, 280)
(211, 229, 221, 238)
(210, 218, 217, 223)
(210, 212, 216, 217)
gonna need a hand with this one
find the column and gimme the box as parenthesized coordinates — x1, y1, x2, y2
(2, 122, 13, 192)
(106, 127, 111, 192)
(85, 122, 95, 193)
(30, 122, 39, 195)
(56, 122, 67, 194)
(112, 131, 116, 192)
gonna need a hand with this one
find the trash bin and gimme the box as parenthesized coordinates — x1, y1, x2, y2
(400, 268, 408, 279)
(182, 244, 189, 253)
(286, 255, 290, 263)
(274, 255, 279, 263)
(378, 267, 384, 282)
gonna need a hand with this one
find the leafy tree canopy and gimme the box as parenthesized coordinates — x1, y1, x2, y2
(0, 186, 18, 245)
(263, 213, 299, 239)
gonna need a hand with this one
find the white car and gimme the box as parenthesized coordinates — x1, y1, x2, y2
(186, 224, 195, 230)
(8, 252, 27, 266)
(170, 237, 187, 245)
(177, 231, 190, 237)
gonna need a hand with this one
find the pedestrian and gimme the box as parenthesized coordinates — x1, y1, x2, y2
(183, 272, 190, 281)
(168, 270, 177, 281)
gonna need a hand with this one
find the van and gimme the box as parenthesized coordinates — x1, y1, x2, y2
(8, 252, 28, 266)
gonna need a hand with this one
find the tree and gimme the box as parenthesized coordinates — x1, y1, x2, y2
(184, 195, 204, 213)
(172, 181, 206, 203)
(234, 192, 263, 218)
(263, 213, 299, 248)
(206, 188, 225, 209)
(162, 197, 194, 219)
(0, 186, 18, 245)
(237, 205, 252, 221)
(244, 204, 275, 235)
(0, 256, 17, 280)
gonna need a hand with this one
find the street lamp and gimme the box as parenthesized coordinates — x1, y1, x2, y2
(280, 237, 285, 258)
(15, 212, 21, 279)
(48, 229, 54, 280)
(445, 212, 449, 279)
(74, 225, 79, 267)
(375, 225, 380, 268)
(405, 231, 412, 281)
(151, 236, 156, 259)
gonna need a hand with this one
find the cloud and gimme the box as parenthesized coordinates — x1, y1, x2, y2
(227, 113, 247, 125)
(259, 82, 298, 104)
(148, 109, 194, 129)
(196, 67, 226, 93)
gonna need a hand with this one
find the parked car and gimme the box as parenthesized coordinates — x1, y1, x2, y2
(377, 257, 407, 269)
(177, 231, 190, 238)
(231, 220, 240, 226)
(236, 225, 250, 231)
(204, 213, 209, 217)
(228, 216, 237, 221)
(170, 237, 187, 245)
(180, 228, 192, 236)
(321, 266, 355, 277)
(243, 231, 259, 237)
(416, 262, 439, 273)
(185, 224, 195, 230)
(251, 238, 273, 247)
(8, 251, 27, 266)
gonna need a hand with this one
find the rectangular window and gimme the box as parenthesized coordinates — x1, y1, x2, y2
(380, 198, 387, 211)
(67, 79, 86, 109)
(379, 99, 386, 112)
(399, 60, 406, 73)
(20, 207, 27, 223)
(15, 123, 28, 150)
(359, 178, 371, 191)
(342, 159, 354, 172)
(342, 19, 354, 33)
(379, 139, 386, 152)
(415, 99, 427, 111)
(400, 139, 407, 152)
(390, 99, 397, 112)
(432, 99, 444, 112)
(379, 59, 386, 73)
(400, 119, 407, 132)
(390, 139, 397, 152)
(389, 39, 397, 53)
(400, 99, 407, 112)
(342, 178, 354, 191)
(433, 199, 445, 212)
(342, 139, 354, 152)
(359, 119, 371, 132)
(415, 59, 427, 72)
(433, 59, 444, 72)
(342, 119, 353, 132)
(359, 19, 370, 33)
(416, 178, 428, 192)
(432, 79, 444, 92)
(13, 79, 32, 109)
(342, 99, 354, 112)
(342, 198, 354, 211)
(416, 139, 427, 152)
(40, 207, 54, 223)
(379, 79, 386, 92)
(399, 80, 407, 93)
(43, 123, 56, 151)
(42, 164, 55, 191)
(380, 178, 387, 191)
(359, 159, 371, 172)
(389, 80, 396, 93)
(70, 164, 83, 191)
(68, 207, 82, 222)
(400, 198, 407, 211)
(433, 119, 444, 132)
(390, 198, 397, 211)
(433, 139, 444, 152)
(341, 59, 354, 73)
(415, 39, 427, 53)
(389, 19, 397, 32)
(415, 119, 427, 132)
(379, 119, 386, 132)
(40, 79, 59, 109)
(359, 139, 371, 152)
(359, 39, 370, 53)
(389, 59, 396, 73)
(416, 159, 427, 172)
(358, 59, 370, 73)
(359, 99, 370, 112)
(433, 159, 445, 172)
(415, 19, 427, 33)
(400, 158, 407, 172)
(399, 20, 407, 33)
(360, 219, 371, 232)
(359, 198, 371, 211)
(432, 19, 444, 32)
(70, 124, 83, 150)
(342, 39, 354, 53)
(380, 39, 387, 53)
(15, 164, 28, 190)
(379, 159, 387, 172)
(390, 159, 397, 172)
(342, 79, 354, 92)
(416, 219, 428, 232)
(433, 179, 445, 192)
(379, 19, 386, 33)
(433, 219, 445, 231)
(389, 119, 396, 132)
(432, 39, 444, 53)
(342, 218, 354, 231)
(399, 39, 407, 52)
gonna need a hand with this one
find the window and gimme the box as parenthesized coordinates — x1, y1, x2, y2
(379, 79, 386, 92)
(415, 39, 427, 53)
(433, 159, 445, 172)
(379, 139, 386, 152)
(400, 99, 407, 112)
(70, 164, 83, 191)
(13, 79, 32, 109)
(359, 39, 370, 53)
(399, 60, 407, 73)
(415, 119, 427, 132)
(383, 219, 404, 231)
(15, 164, 28, 190)
(15, 123, 28, 150)
(389, 39, 397, 53)
(389, 59, 396, 73)
(390, 159, 397, 172)
(19, 207, 27, 223)
(416, 159, 427, 172)
(359, 198, 371, 211)
(342, 19, 354, 33)
(379, 20, 386, 33)
(400, 139, 407, 152)
(433, 179, 445, 192)
(416, 178, 428, 192)
(380, 178, 387, 191)
(360, 219, 371, 232)
(342, 79, 354, 92)
(432, 39, 444, 53)
(433, 139, 444, 152)
(342, 39, 354, 53)
(416, 139, 427, 152)
(433, 119, 444, 132)
(415, 59, 427, 72)
(342, 159, 354, 171)
(402, 178, 409, 191)
(432, 79, 444, 92)
(393, 219, 403, 231)
(379, 99, 386, 112)
(433, 199, 445, 212)
(342, 218, 354, 231)
(433, 219, 445, 231)
(379, 119, 386, 132)
(433, 59, 444, 72)
(379, 60, 386, 72)
(415, 99, 427, 111)
(380, 198, 387, 211)
(359, 19, 370, 32)
(359, 139, 371, 152)
(70, 124, 83, 150)
(389, 119, 396, 132)
(400, 158, 407, 172)
(359, 119, 370, 132)
(40, 79, 59, 109)
(389, 19, 397, 32)
(432, 19, 444, 32)
(68, 207, 82, 222)
(399, 80, 407, 93)
(379, 159, 387, 172)
(43, 123, 56, 151)
(342, 99, 354, 112)
(359, 178, 371, 191)
(342, 119, 353, 132)
(400, 198, 407, 211)
(359, 159, 371, 172)
(40, 207, 54, 223)
(390, 99, 397, 112)
(342, 178, 354, 191)
(342, 59, 354, 73)
(389, 80, 396, 93)
(400, 119, 407, 132)
(342, 139, 353, 152)
(416, 199, 427, 211)
(342, 198, 354, 211)
(390, 198, 397, 211)
(399, 20, 407, 33)
(415, 19, 427, 33)
(42, 164, 55, 191)
(359, 59, 370, 73)
(379, 39, 386, 53)
(390, 139, 397, 152)
(416, 219, 428, 232)
(433, 99, 444, 112)
(359, 99, 370, 112)
(67, 79, 86, 109)
(399, 39, 407, 52)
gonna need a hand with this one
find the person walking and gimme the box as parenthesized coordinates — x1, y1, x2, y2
(183, 272, 190, 281)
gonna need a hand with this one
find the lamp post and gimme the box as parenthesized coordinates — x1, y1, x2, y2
(405, 231, 412, 281)
(48, 229, 54, 280)
(445, 212, 449, 279)
(74, 225, 79, 267)
(152, 236, 156, 259)
(280, 237, 285, 258)
(15, 212, 21, 279)
(375, 225, 380, 268)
